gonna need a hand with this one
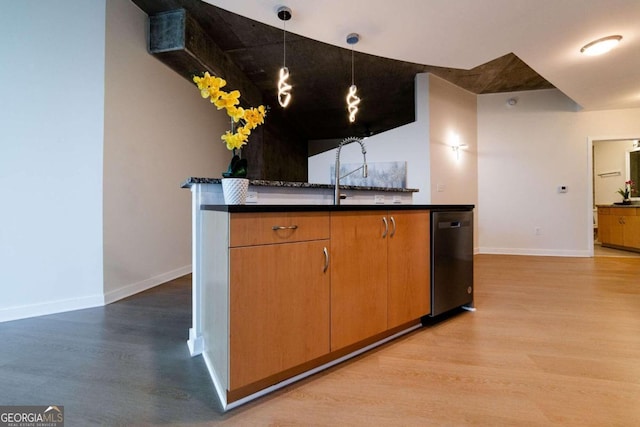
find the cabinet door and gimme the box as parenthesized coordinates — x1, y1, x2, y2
(597, 212, 611, 244)
(623, 215, 640, 249)
(387, 210, 431, 328)
(611, 217, 625, 246)
(599, 214, 624, 246)
(229, 240, 330, 389)
(330, 212, 388, 351)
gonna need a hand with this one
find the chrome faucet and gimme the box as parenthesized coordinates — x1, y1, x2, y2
(334, 136, 368, 205)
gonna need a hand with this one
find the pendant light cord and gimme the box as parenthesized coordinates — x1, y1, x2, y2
(351, 45, 354, 86)
(283, 19, 287, 68)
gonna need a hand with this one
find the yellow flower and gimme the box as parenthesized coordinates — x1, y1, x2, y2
(243, 106, 266, 129)
(238, 124, 251, 139)
(193, 72, 226, 100)
(227, 106, 245, 123)
(214, 90, 241, 110)
(221, 129, 248, 151)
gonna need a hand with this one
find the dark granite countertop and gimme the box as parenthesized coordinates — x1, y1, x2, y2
(597, 203, 640, 208)
(181, 177, 418, 193)
(201, 204, 474, 213)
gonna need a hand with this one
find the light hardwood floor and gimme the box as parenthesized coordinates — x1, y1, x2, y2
(1, 255, 639, 425)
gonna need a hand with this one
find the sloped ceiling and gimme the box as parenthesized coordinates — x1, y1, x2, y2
(132, 0, 555, 141)
(208, 0, 640, 112)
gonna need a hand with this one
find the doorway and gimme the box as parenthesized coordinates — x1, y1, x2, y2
(591, 137, 640, 258)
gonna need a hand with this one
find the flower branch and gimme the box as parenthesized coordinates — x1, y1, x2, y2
(193, 72, 267, 177)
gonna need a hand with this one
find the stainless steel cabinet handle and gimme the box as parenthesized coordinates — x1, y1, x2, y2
(382, 216, 388, 238)
(272, 225, 299, 230)
(390, 216, 396, 237)
(323, 247, 329, 272)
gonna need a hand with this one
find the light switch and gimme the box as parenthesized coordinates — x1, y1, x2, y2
(557, 185, 568, 193)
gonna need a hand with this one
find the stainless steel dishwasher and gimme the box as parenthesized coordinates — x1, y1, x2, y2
(430, 210, 474, 317)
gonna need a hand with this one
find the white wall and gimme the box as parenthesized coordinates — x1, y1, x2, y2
(0, 0, 230, 322)
(308, 73, 478, 215)
(0, 1, 106, 321)
(103, 0, 231, 302)
(309, 74, 431, 204)
(428, 74, 478, 206)
(593, 139, 636, 205)
(478, 89, 640, 256)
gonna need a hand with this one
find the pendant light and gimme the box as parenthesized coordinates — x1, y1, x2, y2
(277, 6, 292, 107)
(346, 33, 361, 123)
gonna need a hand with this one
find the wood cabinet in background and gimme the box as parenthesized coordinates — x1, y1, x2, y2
(598, 207, 640, 251)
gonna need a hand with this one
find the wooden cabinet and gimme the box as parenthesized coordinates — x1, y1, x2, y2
(623, 215, 640, 248)
(598, 207, 640, 251)
(387, 210, 431, 328)
(200, 207, 443, 407)
(228, 213, 330, 390)
(598, 209, 623, 246)
(330, 212, 389, 350)
(330, 210, 431, 350)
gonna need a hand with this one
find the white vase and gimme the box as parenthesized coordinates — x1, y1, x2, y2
(221, 178, 249, 204)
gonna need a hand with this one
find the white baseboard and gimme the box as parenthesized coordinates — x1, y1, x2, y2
(0, 265, 192, 323)
(0, 294, 105, 323)
(103, 265, 192, 305)
(477, 247, 591, 257)
(188, 327, 204, 356)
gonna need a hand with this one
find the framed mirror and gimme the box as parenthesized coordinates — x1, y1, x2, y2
(626, 146, 640, 200)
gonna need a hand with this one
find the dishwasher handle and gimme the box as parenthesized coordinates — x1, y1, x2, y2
(439, 220, 468, 229)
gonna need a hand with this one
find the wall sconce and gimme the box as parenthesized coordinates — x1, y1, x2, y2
(451, 144, 468, 160)
(450, 134, 467, 160)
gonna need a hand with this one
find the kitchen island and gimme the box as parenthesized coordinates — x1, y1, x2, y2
(183, 178, 473, 410)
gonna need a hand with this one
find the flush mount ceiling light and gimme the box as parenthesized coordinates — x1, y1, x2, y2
(277, 6, 292, 107)
(580, 35, 622, 56)
(346, 33, 361, 123)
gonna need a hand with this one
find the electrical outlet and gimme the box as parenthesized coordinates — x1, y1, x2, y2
(392, 195, 402, 204)
(374, 195, 385, 204)
(558, 185, 568, 193)
(437, 183, 446, 192)
(246, 191, 258, 203)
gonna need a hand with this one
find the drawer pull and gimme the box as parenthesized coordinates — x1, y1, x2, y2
(272, 225, 299, 231)
(323, 247, 329, 272)
(390, 216, 396, 237)
(382, 216, 388, 238)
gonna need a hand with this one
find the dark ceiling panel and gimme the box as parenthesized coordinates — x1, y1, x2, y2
(132, 0, 554, 141)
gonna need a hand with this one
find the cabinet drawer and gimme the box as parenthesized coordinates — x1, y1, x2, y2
(611, 208, 633, 216)
(230, 212, 330, 247)
(598, 207, 610, 215)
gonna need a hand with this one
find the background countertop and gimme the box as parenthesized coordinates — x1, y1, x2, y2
(182, 177, 418, 193)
